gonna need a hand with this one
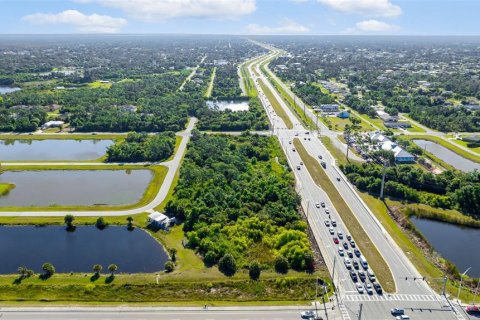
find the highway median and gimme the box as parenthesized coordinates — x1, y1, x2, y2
(293, 138, 396, 293)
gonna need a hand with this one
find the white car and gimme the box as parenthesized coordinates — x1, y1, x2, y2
(329, 227, 335, 235)
(300, 310, 315, 319)
(356, 283, 364, 294)
(325, 208, 330, 214)
(315, 203, 321, 208)
(331, 219, 337, 227)
(325, 220, 330, 227)
(395, 316, 410, 320)
(365, 283, 373, 295)
(338, 247, 344, 256)
(337, 231, 343, 239)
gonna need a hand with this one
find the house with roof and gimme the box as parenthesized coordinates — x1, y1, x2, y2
(380, 141, 415, 163)
(147, 212, 175, 230)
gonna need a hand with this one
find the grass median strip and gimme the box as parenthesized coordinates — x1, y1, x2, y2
(258, 79, 293, 129)
(293, 138, 396, 293)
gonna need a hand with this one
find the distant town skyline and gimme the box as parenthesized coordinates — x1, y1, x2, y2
(2, 0, 480, 35)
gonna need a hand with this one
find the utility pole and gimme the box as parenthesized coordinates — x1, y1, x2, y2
(322, 284, 329, 320)
(315, 279, 318, 314)
(473, 279, 480, 304)
(443, 274, 448, 297)
(358, 303, 363, 320)
(380, 161, 387, 199)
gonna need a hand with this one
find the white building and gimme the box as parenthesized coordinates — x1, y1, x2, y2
(147, 212, 175, 229)
(41, 120, 64, 130)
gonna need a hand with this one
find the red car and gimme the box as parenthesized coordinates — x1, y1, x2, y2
(466, 306, 480, 315)
(333, 237, 339, 244)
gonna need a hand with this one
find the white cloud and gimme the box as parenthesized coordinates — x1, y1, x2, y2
(246, 19, 309, 35)
(22, 10, 127, 33)
(317, 0, 401, 17)
(82, 0, 256, 21)
(343, 19, 399, 33)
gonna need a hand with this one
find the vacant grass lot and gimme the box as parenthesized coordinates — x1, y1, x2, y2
(293, 139, 396, 293)
(204, 67, 216, 98)
(0, 270, 324, 305)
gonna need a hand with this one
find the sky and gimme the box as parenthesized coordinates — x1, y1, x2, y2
(1, 0, 480, 35)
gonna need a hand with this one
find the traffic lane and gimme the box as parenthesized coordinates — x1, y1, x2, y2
(346, 300, 458, 320)
(282, 135, 357, 293)
(0, 310, 304, 320)
(304, 137, 434, 295)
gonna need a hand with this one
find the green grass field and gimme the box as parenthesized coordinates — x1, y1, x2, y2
(204, 67, 216, 98)
(293, 139, 396, 293)
(87, 80, 112, 89)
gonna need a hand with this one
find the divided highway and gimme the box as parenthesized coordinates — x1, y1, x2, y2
(248, 47, 461, 320)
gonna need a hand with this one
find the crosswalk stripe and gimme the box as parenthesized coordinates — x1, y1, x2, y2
(343, 293, 440, 302)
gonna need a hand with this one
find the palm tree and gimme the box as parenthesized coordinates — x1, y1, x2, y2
(168, 248, 177, 262)
(93, 264, 103, 276)
(18, 266, 27, 279)
(126, 216, 134, 230)
(64, 214, 75, 231)
(108, 264, 118, 276)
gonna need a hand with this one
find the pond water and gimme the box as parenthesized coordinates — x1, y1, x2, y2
(411, 217, 480, 277)
(0, 86, 21, 94)
(0, 226, 168, 273)
(206, 100, 249, 112)
(413, 139, 480, 172)
(0, 139, 114, 161)
(0, 170, 152, 207)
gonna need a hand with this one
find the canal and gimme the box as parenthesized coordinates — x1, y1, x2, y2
(413, 139, 480, 172)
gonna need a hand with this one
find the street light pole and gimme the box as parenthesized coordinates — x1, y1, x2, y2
(473, 279, 480, 305)
(457, 267, 471, 302)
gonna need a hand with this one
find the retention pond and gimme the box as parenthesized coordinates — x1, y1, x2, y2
(0, 226, 168, 273)
(0, 139, 114, 161)
(411, 217, 480, 277)
(0, 169, 152, 207)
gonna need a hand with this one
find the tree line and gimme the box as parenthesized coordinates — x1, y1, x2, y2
(106, 131, 176, 162)
(341, 162, 480, 215)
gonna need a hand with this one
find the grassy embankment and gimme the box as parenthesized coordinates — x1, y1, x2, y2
(258, 79, 293, 129)
(204, 67, 216, 98)
(0, 164, 167, 212)
(0, 134, 125, 140)
(446, 135, 480, 155)
(293, 139, 396, 293)
(401, 135, 480, 164)
(0, 183, 15, 196)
